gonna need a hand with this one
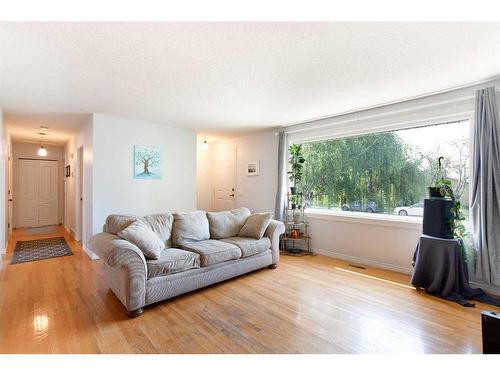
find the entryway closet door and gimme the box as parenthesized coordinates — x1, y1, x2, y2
(18, 159, 40, 228)
(212, 147, 236, 211)
(38, 160, 59, 226)
(17, 159, 59, 228)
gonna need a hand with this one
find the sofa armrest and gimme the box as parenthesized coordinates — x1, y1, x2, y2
(89, 232, 147, 312)
(264, 219, 285, 265)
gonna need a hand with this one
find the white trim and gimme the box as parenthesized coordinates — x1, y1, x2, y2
(312, 247, 413, 275)
(292, 112, 472, 144)
(306, 208, 423, 230)
(281, 77, 500, 130)
(286, 99, 473, 135)
(0, 247, 5, 254)
(83, 244, 99, 260)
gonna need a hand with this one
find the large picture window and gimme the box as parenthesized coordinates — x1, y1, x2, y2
(297, 120, 470, 218)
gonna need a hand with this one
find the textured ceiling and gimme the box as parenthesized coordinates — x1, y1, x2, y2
(1, 22, 500, 143)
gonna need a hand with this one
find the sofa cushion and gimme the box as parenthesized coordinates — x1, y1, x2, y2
(117, 219, 165, 260)
(207, 207, 251, 239)
(105, 214, 138, 234)
(238, 212, 273, 239)
(220, 236, 271, 258)
(172, 211, 211, 247)
(146, 248, 200, 279)
(182, 240, 241, 266)
(141, 213, 174, 246)
(221, 237, 271, 258)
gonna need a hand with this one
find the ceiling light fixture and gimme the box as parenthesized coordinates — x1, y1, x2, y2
(38, 131, 48, 157)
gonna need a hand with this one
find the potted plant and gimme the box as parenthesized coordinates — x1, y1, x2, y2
(431, 177, 471, 261)
(288, 144, 305, 195)
(428, 156, 447, 198)
(290, 194, 299, 209)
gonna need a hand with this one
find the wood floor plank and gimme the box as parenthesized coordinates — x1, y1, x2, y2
(0, 226, 492, 353)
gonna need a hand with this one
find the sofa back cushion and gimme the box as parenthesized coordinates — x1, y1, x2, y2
(117, 218, 165, 260)
(172, 211, 210, 247)
(141, 213, 174, 246)
(104, 214, 138, 234)
(207, 207, 251, 239)
(238, 212, 273, 239)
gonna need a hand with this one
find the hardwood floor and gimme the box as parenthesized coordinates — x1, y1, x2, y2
(0, 226, 491, 353)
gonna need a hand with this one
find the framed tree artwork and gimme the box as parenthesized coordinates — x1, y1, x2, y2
(134, 145, 161, 179)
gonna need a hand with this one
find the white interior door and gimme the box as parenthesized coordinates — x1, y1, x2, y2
(18, 159, 40, 228)
(38, 160, 59, 226)
(212, 147, 236, 211)
(8, 151, 13, 235)
(17, 159, 59, 228)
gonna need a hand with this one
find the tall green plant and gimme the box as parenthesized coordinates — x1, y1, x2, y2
(288, 144, 305, 190)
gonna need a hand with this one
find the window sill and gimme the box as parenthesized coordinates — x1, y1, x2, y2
(305, 208, 423, 229)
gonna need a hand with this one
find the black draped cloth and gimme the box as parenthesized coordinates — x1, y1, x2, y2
(411, 235, 500, 307)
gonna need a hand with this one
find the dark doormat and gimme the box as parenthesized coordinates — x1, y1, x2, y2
(11, 237, 73, 264)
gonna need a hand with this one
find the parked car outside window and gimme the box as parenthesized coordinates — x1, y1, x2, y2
(393, 202, 424, 216)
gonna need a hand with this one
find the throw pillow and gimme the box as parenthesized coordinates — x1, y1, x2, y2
(207, 207, 251, 239)
(172, 211, 210, 247)
(141, 213, 174, 246)
(238, 212, 273, 239)
(117, 218, 165, 260)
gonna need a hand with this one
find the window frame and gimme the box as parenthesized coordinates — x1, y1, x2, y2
(287, 115, 473, 224)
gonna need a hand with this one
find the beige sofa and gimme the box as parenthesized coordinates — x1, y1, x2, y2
(89, 208, 285, 317)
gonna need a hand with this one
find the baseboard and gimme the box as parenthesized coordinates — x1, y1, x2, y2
(82, 244, 100, 260)
(312, 247, 413, 275)
(470, 281, 500, 297)
(63, 226, 76, 240)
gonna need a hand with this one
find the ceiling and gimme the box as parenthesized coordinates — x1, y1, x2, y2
(5, 112, 89, 144)
(1, 22, 500, 142)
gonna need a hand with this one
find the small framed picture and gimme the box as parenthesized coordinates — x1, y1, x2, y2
(246, 161, 260, 176)
(65, 165, 71, 177)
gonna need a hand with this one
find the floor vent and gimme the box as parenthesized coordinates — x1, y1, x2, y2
(348, 264, 366, 270)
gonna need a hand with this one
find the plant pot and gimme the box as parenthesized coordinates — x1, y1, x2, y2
(290, 186, 297, 195)
(428, 187, 445, 198)
(293, 212, 301, 224)
(291, 203, 297, 209)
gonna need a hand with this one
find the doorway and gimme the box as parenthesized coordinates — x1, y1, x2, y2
(17, 159, 59, 228)
(7, 149, 13, 236)
(212, 146, 236, 211)
(76, 146, 83, 242)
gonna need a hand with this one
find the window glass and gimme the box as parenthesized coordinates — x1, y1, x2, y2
(297, 120, 470, 217)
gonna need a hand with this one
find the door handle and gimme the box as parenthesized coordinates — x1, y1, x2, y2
(229, 194, 235, 197)
(8, 199, 13, 202)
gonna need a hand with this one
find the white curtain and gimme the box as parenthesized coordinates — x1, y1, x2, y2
(471, 87, 500, 286)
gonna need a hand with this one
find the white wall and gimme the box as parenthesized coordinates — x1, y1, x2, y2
(11, 142, 65, 228)
(196, 137, 213, 211)
(0, 106, 6, 252)
(92, 113, 197, 235)
(200, 130, 278, 213)
(74, 114, 94, 256)
(306, 212, 421, 274)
